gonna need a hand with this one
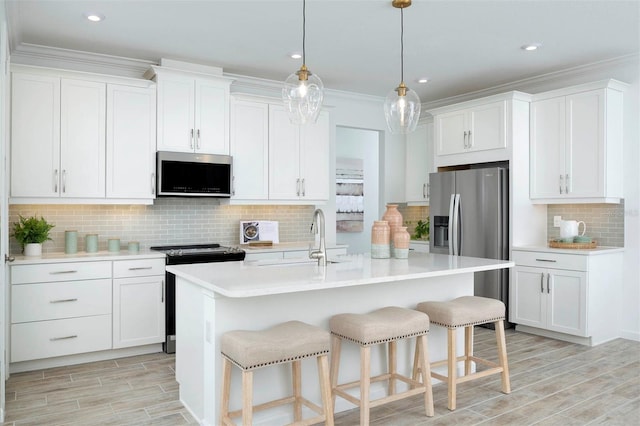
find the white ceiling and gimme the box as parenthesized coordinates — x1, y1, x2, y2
(5, 0, 640, 103)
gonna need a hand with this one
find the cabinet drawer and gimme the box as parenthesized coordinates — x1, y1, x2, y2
(11, 261, 111, 284)
(113, 258, 165, 278)
(11, 279, 112, 323)
(11, 314, 112, 362)
(512, 250, 587, 271)
(244, 251, 284, 261)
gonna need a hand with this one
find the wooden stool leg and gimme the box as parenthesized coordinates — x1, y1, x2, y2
(360, 345, 371, 426)
(464, 325, 473, 376)
(220, 358, 232, 424)
(447, 327, 457, 411)
(241, 370, 253, 426)
(317, 354, 334, 426)
(411, 338, 421, 384)
(292, 360, 302, 421)
(388, 340, 397, 395)
(417, 335, 434, 417)
(330, 335, 341, 406)
(495, 320, 511, 394)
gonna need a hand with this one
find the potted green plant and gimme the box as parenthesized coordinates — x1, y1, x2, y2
(12, 215, 55, 256)
(412, 219, 430, 241)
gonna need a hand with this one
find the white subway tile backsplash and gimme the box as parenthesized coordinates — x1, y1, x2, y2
(9, 200, 316, 254)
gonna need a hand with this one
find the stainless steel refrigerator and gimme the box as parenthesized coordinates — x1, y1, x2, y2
(429, 167, 509, 320)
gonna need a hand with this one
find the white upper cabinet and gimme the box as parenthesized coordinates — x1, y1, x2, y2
(269, 105, 330, 202)
(428, 92, 529, 168)
(153, 69, 231, 155)
(530, 80, 626, 203)
(10, 65, 157, 204)
(230, 97, 269, 200)
(405, 122, 434, 205)
(106, 84, 157, 199)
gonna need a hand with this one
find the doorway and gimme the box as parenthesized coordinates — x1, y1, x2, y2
(335, 127, 380, 254)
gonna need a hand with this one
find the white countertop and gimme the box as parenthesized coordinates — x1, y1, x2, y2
(167, 252, 514, 298)
(9, 250, 166, 265)
(239, 241, 348, 254)
(512, 245, 625, 256)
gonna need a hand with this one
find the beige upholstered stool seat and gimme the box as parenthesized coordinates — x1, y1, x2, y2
(330, 307, 434, 425)
(220, 321, 333, 426)
(413, 296, 511, 411)
(221, 320, 330, 370)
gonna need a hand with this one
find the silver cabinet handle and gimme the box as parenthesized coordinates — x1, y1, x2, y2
(54, 169, 59, 193)
(49, 270, 78, 275)
(547, 273, 551, 294)
(296, 178, 300, 196)
(196, 129, 201, 149)
(50, 335, 77, 341)
(151, 173, 155, 195)
(565, 173, 569, 194)
(301, 178, 305, 197)
(190, 129, 194, 149)
(540, 273, 544, 293)
(559, 174, 563, 194)
(232, 175, 235, 196)
(423, 183, 426, 198)
(50, 298, 78, 304)
(128, 266, 153, 271)
(535, 258, 557, 263)
(467, 130, 472, 148)
(62, 169, 67, 193)
(426, 183, 430, 200)
(463, 131, 468, 148)
(162, 279, 165, 303)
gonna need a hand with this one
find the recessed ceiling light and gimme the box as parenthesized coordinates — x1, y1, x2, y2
(417, 78, 429, 84)
(84, 13, 105, 22)
(521, 43, 541, 51)
(289, 52, 302, 59)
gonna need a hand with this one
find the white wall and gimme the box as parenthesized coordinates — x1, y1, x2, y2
(335, 127, 380, 254)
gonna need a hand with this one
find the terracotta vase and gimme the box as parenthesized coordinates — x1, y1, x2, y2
(393, 226, 411, 259)
(382, 204, 403, 243)
(371, 220, 390, 259)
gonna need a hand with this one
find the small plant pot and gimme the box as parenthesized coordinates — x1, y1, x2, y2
(24, 243, 42, 257)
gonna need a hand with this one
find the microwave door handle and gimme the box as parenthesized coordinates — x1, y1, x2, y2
(448, 194, 455, 255)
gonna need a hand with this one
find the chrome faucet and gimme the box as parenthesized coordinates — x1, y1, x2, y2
(309, 208, 327, 266)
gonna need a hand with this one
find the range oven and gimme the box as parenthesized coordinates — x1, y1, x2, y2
(150, 243, 245, 353)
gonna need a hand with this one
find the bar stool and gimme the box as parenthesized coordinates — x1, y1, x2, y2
(413, 296, 511, 410)
(220, 320, 334, 426)
(329, 306, 434, 425)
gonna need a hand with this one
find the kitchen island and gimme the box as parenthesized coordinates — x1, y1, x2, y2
(167, 252, 514, 425)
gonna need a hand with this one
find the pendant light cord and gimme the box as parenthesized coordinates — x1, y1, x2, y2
(400, 6, 404, 84)
(302, 0, 306, 66)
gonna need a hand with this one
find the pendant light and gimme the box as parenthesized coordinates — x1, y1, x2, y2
(384, 0, 421, 134)
(282, 0, 324, 125)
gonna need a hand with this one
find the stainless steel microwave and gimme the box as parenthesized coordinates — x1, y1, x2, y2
(156, 151, 232, 197)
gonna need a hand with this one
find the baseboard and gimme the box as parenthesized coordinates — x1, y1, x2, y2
(515, 325, 593, 346)
(9, 344, 163, 374)
(619, 329, 640, 342)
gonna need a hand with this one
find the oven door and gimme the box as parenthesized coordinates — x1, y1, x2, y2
(164, 271, 177, 353)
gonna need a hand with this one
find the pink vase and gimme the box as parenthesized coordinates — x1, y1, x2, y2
(371, 220, 390, 259)
(393, 226, 411, 259)
(382, 204, 403, 244)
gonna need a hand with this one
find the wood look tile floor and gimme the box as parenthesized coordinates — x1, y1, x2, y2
(3, 328, 639, 425)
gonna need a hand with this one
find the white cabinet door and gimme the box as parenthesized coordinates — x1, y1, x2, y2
(435, 110, 466, 155)
(269, 105, 300, 200)
(530, 97, 566, 199)
(547, 269, 587, 336)
(566, 90, 604, 198)
(195, 79, 229, 154)
(405, 123, 433, 204)
(60, 79, 106, 198)
(468, 101, 506, 151)
(156, 73, 195, 152)
(106, 84, 157, 199)
(299, 110, 330, 200)
(230, 99, 269, 199)
(113, 275, 165, 349)
(10, 73, 60, 197)
(511, 266, 546, 329)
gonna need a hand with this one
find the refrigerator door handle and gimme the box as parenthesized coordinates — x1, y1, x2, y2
(456, 194, 462, 255)
(448, 194, 456, 255)
(452, 194, 461, 255)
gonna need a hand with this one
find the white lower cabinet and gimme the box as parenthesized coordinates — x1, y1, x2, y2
(244, 247, 347, 262)
(112, 259, 166, 349)
(510, 248, 622, 345)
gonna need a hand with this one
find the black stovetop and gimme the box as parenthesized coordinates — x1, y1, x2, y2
(150, 243, 245, 265)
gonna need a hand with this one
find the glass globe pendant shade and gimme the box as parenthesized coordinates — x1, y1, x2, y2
(282, 65, 324, 125)
(384, 82, 421, 134)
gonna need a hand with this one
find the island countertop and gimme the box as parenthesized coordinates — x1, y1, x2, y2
(167, 252, 514, 298)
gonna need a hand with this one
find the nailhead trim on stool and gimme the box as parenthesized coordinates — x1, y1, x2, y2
(219, 321, 334, 426)
(413, 296, 511, 411)
(330, 306, 434, 426)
